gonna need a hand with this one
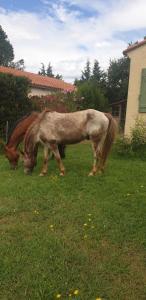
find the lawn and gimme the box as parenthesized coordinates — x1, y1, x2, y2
(0, 143, 146, 300)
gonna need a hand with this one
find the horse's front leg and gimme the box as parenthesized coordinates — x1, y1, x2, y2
(39, 145, 50, 176)
(50, 143, 65, 176)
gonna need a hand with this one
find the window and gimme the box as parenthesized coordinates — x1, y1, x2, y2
(139, 68, 146, 112)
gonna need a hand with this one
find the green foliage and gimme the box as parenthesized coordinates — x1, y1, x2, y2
(38, 63, 46, 76)
(114, 136, 132, 157)
(0, 73, 34, 139)
(46, 62, 54, 77)
(0, 25, 14, 66)
(107, 57, 130, 103)
(38, 62, 63, 79)
(81, 59, 91, 81)
(131, 119, 146, 155)
(114, 119, 146, 158)
(10, 59, 25, 71)
(75, 80, 108, 111)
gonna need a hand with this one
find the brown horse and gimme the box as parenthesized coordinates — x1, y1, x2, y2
(23, 109, 117, 176)
(2, 112, 66, 170)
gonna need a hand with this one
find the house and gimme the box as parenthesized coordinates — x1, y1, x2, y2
(123, 38, 146, 135)
(0, 66, 75, 96)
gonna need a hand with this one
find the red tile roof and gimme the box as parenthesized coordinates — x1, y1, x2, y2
(0, 66, 75, 92)
(123, 39, 146, 55)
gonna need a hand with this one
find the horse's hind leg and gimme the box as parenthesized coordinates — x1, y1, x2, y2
(50, 143, 65, 176)
(39, 145, 50, 176)
(89, 141, 99, 176)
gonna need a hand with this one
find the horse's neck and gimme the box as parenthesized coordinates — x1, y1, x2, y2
(25, 122, 39, 155)
(7, 127, 25, 149)
(7, 113, 39, 150)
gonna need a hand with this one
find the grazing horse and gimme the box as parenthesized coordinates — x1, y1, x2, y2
(23, 109, 117, 176)
(1, 112, 66, 170)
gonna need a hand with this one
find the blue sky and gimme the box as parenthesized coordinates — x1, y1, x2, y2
(0, 0, 146, 82)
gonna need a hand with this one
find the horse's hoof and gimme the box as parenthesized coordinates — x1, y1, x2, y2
(39, 173, 46, 176)
(88, 172, 94, 176)
(60, 172, 65, 176)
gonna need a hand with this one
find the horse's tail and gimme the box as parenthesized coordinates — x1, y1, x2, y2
(100, 113, 117, 167)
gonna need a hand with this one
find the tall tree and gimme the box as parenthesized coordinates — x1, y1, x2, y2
(38, 63, 46, 76)
(56, 73, 63, 80)
(0, 25, 14, 66)
(81, 59, 91, 81)
(107, 56, 130, 103)
(10, 59, 25, 71)
(92, 59, 102, 82)
(92, 59, 107, 92)
(46, 62, 54, 77)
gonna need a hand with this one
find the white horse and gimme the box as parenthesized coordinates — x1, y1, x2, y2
(23, 109, 117, 176)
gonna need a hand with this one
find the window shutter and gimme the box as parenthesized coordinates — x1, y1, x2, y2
(139, 68, 146, 112)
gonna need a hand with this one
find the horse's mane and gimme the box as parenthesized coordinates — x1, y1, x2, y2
(24, 109, 50, 155)
(6, 111, 38, 145)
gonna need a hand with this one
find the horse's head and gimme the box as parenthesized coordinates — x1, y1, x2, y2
(4, 146, 20, 169)
(23, 151, 37, 175)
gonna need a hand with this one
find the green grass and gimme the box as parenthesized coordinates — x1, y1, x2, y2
(0, 143, 146, 300)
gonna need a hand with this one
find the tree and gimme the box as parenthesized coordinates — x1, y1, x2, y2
(0, 25, 14, 66)
(56, 73, 63, 80)
(38, 63, 46, 76)
(92, 59, 107, 92)
(38, 62, 63, 79)
(81, 59, 91, 81)
(46, 62, 54, 77)
(107, 56, 130, 103)
(10, 59, 25, 71)
(92, 59, 102, 82)
(76, 80, 108, 111)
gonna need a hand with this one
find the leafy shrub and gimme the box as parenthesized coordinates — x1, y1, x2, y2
(114, 118, 146, 158)
(113, 135, 132, 157)
(0, 73, 34, 139)
(131, 119, 146, 155)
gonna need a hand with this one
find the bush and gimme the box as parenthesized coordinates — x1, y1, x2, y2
(113, 135, 132, 157)
(75, 80, 108, 111)
(0, 73, 34, 139)
(131, 119, 146, 154)
(114, 118, 146, 158)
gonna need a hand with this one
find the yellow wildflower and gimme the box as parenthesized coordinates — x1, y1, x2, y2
(96, 298, 102, 300)
(83, 223, 87, 226)
(88, 218, 91, 222)
(56, 294, 61, 298)
(74, 289, 79, 295)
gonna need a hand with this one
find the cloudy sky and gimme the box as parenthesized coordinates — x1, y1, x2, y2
(0, 0, 146, 82)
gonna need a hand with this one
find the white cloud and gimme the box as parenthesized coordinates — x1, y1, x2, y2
(0, 0, 146, 82)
